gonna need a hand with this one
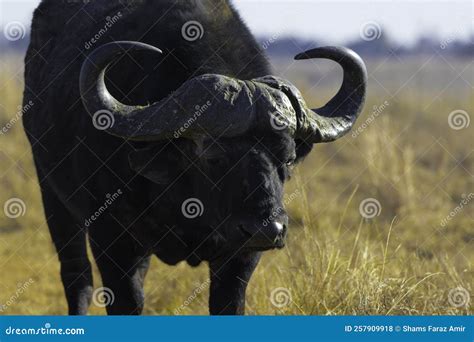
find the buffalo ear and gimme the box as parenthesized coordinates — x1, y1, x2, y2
(295, 139, 313, 163)
(128, 146, 169, 184)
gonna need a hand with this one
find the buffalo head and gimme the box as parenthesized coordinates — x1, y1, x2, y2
(79, 41, 367, 255)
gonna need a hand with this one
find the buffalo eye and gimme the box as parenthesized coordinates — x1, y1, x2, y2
(278, 158, 295, 180)
(285, 153, 297, 167)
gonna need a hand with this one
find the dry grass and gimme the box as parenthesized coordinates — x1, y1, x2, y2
(0, 55, 472, 315)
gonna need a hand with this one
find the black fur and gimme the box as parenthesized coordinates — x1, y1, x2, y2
(23, 0, 312, 315)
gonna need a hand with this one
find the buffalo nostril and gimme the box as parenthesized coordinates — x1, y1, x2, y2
(274, 221, 284, 232)
(273, 222, 287, 235)
(269, 221, 287, 242)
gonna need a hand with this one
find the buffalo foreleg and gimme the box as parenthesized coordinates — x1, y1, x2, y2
(208, 251, 261, 315)
(89, 225, 150, 315)
(41, 188, 93, 315)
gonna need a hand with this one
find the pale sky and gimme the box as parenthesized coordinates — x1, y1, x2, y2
(1, 0, 472, 44)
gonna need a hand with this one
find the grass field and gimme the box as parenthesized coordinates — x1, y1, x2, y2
(0, 54, 472, 315)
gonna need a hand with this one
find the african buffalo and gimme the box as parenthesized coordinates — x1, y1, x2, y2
(23, 0, 366, 315)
